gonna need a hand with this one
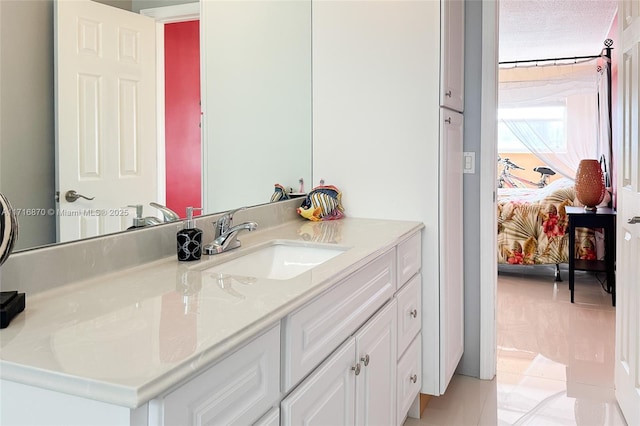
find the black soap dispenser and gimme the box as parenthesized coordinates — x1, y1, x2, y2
(177, 207, 203, 261)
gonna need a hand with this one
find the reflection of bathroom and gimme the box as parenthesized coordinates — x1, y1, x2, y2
(0, 0, 311, 250)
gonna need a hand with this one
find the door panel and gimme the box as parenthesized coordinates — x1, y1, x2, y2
(616, 5, 640, 423)
(55, 0, 157, 241)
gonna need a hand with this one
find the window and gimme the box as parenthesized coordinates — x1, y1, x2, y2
(498, 105, 567, 153)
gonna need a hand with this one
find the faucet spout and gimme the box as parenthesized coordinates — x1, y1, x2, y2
(204, 221, 258, 255)
(150, 202, 180, 222)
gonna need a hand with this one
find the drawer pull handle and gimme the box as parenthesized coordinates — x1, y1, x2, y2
(360, 354, 370, 367)
(410, 374, 418, 383)
(445, 90, 452, 97)
(352, 363, 361, 376)
(409, 309, 418, 318)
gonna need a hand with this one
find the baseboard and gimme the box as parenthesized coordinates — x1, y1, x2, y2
(420, 393, 432, 417)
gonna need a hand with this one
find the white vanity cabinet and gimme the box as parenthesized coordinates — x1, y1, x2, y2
(281, 299, 397, 425)
(0, 223, 424, 426)
(282, 231, 422, 425)
(282, 250, 395, 392)
(149, 324, 281, 426)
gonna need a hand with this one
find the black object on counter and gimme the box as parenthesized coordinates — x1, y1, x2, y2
(0, 291, 25, 328)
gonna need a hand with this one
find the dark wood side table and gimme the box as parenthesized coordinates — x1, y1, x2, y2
(565, 206, 616, 306)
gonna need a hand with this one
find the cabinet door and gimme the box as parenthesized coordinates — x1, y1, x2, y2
(281, 338, 357, 426)
(355, 300, 397, 426)
(438, 109, 464, 394)
(253, 407, 279, 426)
(440, 0, 464, 112)
(283, 250, 395, 391)
(157, 324, 280, 426)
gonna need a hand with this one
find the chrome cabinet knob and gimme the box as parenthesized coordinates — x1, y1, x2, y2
(352, 363, 361, 376)
(409, 309, 418, 318)
(360, 354, 370, 367)
(410, 374, 417, 383)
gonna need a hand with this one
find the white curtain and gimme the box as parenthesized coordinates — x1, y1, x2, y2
(499, 58, 609, 180)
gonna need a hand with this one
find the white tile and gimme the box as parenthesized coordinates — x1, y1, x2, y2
(409, 269, 626, 426)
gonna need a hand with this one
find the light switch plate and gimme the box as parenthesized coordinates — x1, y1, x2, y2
(463, 152, 475, 174)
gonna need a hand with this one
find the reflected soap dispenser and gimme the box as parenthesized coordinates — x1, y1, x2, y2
(127, 205, 145, 229)
(177, 207, 203, 261)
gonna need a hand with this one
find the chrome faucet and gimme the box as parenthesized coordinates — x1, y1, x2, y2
(149, 202, 180, 222)
(128, 203, 180, 228)
(204, 208, 258, 255)
(213, 207, 244, 239)
(128, 204, 162, 227)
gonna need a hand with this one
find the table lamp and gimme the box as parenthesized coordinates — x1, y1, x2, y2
(575, 159, 606, 211)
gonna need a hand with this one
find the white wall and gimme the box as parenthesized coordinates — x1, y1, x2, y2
(312, 0, 443, 393)
(0, 0, 56, 250)
(201, 0, 312, 213)
(132, 0, 195, 13)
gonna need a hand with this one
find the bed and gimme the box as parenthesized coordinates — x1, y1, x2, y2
(497, 178, 598, 275)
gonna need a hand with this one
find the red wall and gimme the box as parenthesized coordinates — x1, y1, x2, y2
(164, 20, 201, 218)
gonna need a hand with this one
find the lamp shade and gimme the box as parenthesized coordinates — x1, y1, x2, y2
(575, 159, 606, 211)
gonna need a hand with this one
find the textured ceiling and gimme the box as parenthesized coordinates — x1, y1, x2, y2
(499, 0, 618, 63)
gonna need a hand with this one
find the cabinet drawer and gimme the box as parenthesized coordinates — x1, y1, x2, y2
(396, 232, 421, 289)
(283, 250, 395, 392)
(396, 334, 421, 426)
(396, 273, 422, 359)
(158, 324, 280, 426)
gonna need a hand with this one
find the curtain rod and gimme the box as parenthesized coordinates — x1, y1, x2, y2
(498, 39, 613, 66)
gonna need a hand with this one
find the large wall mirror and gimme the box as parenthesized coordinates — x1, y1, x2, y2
(0, 0, 312, 252)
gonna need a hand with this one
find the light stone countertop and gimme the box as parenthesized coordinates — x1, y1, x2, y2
(0, 217, 423, 409)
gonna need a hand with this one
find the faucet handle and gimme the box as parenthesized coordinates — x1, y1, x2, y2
(215, 207, 246, 237)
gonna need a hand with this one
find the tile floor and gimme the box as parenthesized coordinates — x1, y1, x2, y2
(405, 265, 627, 426)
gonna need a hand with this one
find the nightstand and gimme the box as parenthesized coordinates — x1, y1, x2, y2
(565, 206, 616, 306)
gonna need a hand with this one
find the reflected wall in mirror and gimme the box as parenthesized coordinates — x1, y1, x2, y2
(0, 0, 312, 252)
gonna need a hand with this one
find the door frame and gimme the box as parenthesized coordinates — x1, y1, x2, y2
(479, 0, 499, 381)
(140, 2, 200, 205)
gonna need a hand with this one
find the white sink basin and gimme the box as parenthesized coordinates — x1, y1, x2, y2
(204, 241, 347, 280)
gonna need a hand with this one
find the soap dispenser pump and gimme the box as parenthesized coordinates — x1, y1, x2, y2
(127, 205, 145, 229)
(177, 207, 203, 261)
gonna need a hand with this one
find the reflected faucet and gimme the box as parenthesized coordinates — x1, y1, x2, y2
(128, 205, 162, 228)
(129, 204, 179, 228)
(150, 202, 180, 223)
(204, 208, 258, 255)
